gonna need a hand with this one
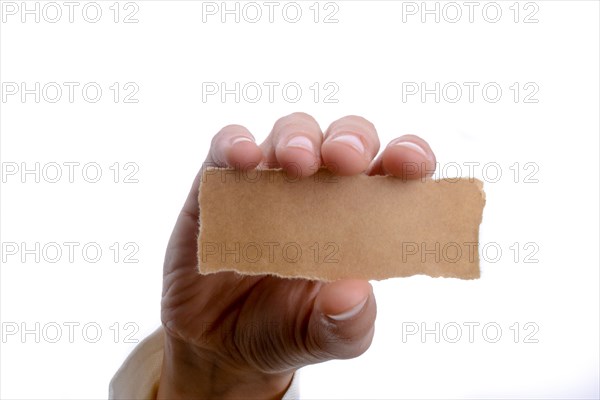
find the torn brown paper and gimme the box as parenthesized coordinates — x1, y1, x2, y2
(198, 168, 486, 281)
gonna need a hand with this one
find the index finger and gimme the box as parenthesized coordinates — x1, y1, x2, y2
(180, 124, 262, 221)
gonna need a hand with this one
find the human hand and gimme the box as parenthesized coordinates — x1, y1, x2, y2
(157, 112, 437, 399)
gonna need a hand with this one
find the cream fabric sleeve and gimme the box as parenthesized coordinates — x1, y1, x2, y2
(109, 326, 300, 399)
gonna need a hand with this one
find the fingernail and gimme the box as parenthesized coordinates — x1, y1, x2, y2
(326, 297, 368, 321)
(231, 136, 253, 146)
(392, 141, 428, 158)
(286, 136, 314, 152)
(330, 134, 365, 154)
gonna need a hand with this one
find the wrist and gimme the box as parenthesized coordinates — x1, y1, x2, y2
(156, 332, 294, 400)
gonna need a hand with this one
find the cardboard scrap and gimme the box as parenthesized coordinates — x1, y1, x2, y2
(197, 168, 486, 281)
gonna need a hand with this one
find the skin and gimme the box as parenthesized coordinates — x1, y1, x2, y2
(157, 113, 437, 399)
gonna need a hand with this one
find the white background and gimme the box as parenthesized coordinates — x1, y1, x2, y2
(1, 0, 598, 398)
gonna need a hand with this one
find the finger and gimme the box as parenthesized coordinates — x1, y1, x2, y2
(307, 279, 377, 361)
(162, 125, 266, 336)
(260, 112, 323, 178)
(184, 124, 261, 226)
(367, 134, 436, 179)
(165, 125, 262, 275)
(208, 124, 263, 171)
(321, 116, 380, 176)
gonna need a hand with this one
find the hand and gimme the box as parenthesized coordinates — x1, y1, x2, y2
(157, 113, 437, 399)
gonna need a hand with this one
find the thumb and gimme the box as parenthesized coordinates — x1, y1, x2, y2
(306, 279, 377, 362)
